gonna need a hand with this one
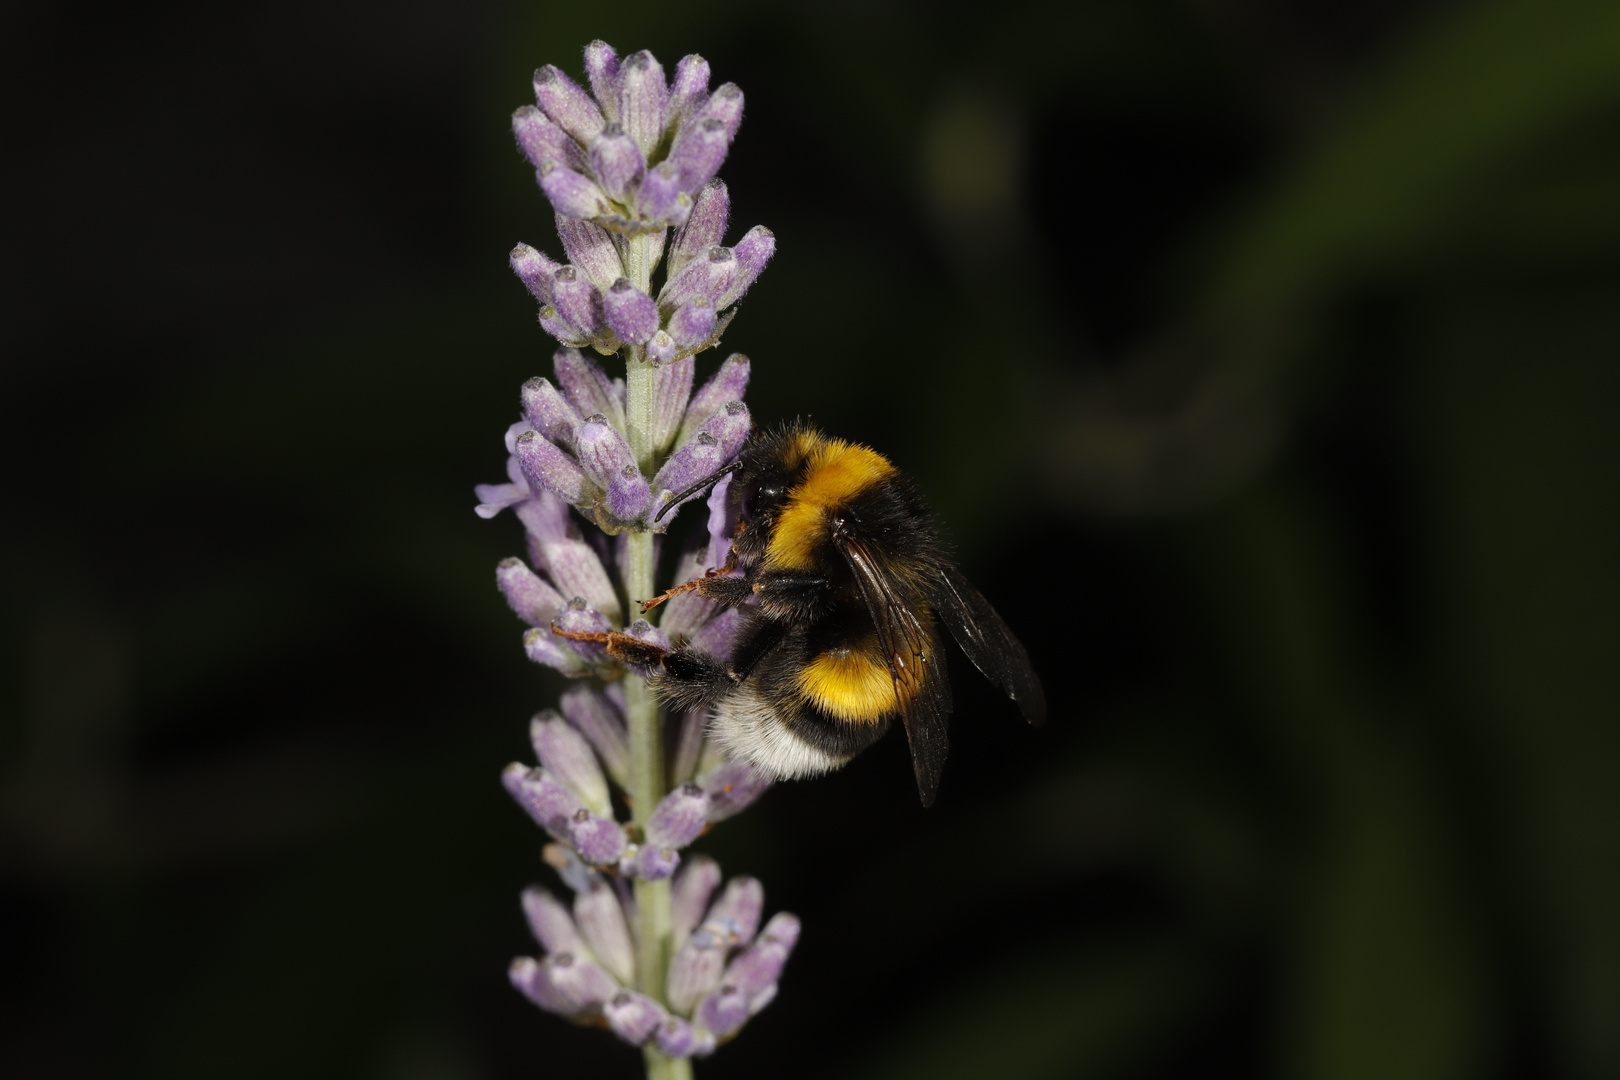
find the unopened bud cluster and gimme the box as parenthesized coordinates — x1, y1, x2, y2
(478, 348, 752, 533)
(512, 38, 774, 361)
(511, 852, 799, 1056)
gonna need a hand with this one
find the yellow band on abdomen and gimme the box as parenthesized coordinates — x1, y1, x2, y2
(794, 648, 898, 724)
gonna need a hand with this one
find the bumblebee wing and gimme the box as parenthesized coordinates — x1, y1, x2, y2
(837, 534, 952, 806)
(929, 564, 1046, 726)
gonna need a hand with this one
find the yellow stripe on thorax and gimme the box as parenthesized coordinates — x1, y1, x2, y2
(766, 436, 895, 570)
(794, 646, 899, 724)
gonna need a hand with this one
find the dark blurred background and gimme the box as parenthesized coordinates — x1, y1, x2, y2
(4, 0, 1619, 1077)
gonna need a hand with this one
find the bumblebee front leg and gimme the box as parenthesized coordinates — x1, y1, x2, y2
(553, 625, 741, 711)
(638, 549, 742, 614)
(551, 626, 670, 669)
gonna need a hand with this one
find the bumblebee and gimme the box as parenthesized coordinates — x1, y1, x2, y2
(582, 423, 1044, 805)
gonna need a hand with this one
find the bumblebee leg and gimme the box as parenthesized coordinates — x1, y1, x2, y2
(751, 570, 832, 620)
(650, 648, 735, 711)
(693, 574, 755, 606)
(647, 618, 788, 711)
(552, 627, 670, 668)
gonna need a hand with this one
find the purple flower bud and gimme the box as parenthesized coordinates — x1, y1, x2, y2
(669, 181, 729, 278)
(667, 54, 711, 130)
(705, 471, 739, 569)
(661, 244, 737, 309)
(634, 163, 692, 227)
(669, 707, 707, 784)
(701, 756, 772, 822)
(647, 782, 710, 848)
(555, 216, 624, 291)
(706, 877, 764, 945)
(521, 376, 583, 451)
(652, 356, 695, 453)
(632, 844, 681, 880)
(583, 41, 620, 120)
(657, 1016, 699, 1058)
(708, 400, 752, 461)
(510, 956, 574, 1016)
(758, 911, 801, 953)
(521, 886, 590, 956)
(531, 711, 611, 816)
(515, 429, 589, 505)
(539, 166, 611, 221)
(570, 807, 628, 866)
(514, 473, 571, 541)
(666, 119, 730, 196)
(667, 927, 728, 1014)
(503, 764, 581, 838)
(695, 983, 749, 1037)
(645, 330, 677, 364)
(616, 50, 668, 157)
(588, 123, 647, 204)
(553, 348, 625, 430)
(625, 619, 672, 653)
(724, 934, 791, 997)
(552, 598, 613, 667)
(671, 855, 722, 948)
(530, 525, 621, 626)
(522, 625, 590, 677)
(538, 304, 588, 347)
(551, 267, 603, 337)
(549, 951, 619, 1011)
(603, 278, 658, 345)
(603, 464, 651, 522)
(574, 415, 637, 492)
(496, 557, 565, 627)
(748, 982, 777, 1016)
(653, 432, 724, 516)
(511, 243, 563, 304)
(574, 878, 636, 983)
(668, 298, 717, 349)
(513, 106, 587, 175)
(532, 64, 605, 144)
(605, 990, 667, 1045)
(689, 82, 744, 143)
(718, 226, 775, 309)
(679, 353, 751, 446)
(559, 686, 629, 788)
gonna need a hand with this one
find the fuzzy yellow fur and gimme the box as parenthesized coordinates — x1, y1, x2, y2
(766, 434, 895, 571)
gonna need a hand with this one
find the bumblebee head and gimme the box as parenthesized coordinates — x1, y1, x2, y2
(654, 422, 830, 524)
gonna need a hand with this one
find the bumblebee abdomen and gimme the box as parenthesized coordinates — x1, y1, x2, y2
(793, 644, 898, 724)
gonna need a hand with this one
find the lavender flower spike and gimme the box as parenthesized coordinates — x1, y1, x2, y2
(493, 41, 791, 1070)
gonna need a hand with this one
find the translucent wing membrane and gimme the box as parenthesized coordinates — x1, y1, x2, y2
(836, 534, 952, 805)
(929, 564, 1046, 726)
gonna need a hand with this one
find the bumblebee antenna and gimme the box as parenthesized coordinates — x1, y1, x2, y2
(653, 460, 743, 522)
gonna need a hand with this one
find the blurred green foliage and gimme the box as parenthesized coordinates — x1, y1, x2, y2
(2, 0, 1617, 1078)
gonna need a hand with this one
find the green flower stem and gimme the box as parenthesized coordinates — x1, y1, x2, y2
(622, 230, 693, 1080)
